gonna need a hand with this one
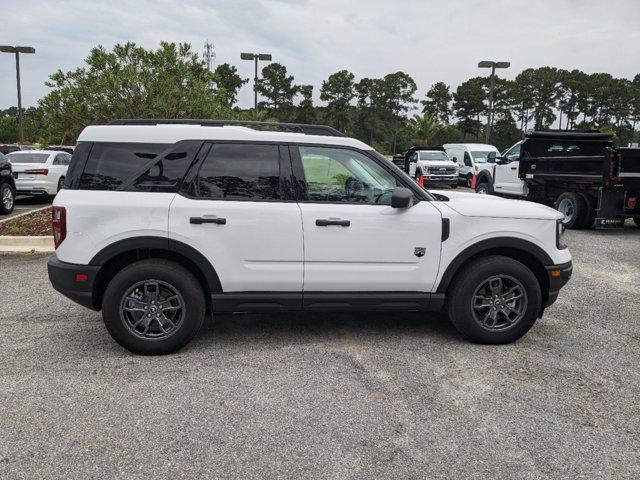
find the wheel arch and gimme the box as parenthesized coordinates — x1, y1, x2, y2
(436, 237, 552, 306)
(476, 171, 492, 184)
(89, 236, 222, 311)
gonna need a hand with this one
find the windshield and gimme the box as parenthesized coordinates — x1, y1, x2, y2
(470, 151, 496, 163)
(7, 152, 49, 164)
(418, 151, 449, 161)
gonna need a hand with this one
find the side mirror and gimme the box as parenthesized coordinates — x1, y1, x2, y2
(487, 151, 497, 163)
(452, 157, 458, 162)
(391, 187, 414, 209)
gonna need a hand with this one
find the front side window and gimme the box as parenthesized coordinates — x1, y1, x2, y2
(299, 146, 399, 204)
(471, 151, 493, 164)
(192, 143, 282, 200)
(504, 144, 521, 162)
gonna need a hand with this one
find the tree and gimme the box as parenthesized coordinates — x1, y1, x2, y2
(320, 70, 355, 132)
(213, 63, 248, 106)
(453, 77, 485, 139)
(421, 82, 452, 123)
(518, 67, 559, 129)
(352, 77, 385, 147)
(256, 63, 298, 117)
(379, 72, 417, 153)
(39, 42, 230, 143)
(293, 84, 317, 125)
(408, 114, 441, 146)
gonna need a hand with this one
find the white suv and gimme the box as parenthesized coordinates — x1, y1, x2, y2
(48, 120, 572, 355)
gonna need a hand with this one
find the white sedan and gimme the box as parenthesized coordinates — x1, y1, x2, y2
(7, 150, 71, 199)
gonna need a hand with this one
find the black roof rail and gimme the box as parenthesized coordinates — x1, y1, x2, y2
(108, 119, 346, 137)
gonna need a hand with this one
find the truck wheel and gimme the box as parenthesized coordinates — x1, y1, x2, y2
(466, 173, 473, 187)
(633, 218, 640, 228)
(554, 192, 587, 229)
(447, 255, 542, 344)
(0, 182, 15, 215)
(578, 192, 596, 229)
(102, 259, 206, 355)
(415, 169, 422, 182)
(475, 181, 492, 195)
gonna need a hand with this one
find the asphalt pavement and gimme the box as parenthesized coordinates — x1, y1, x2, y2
(1, 195, 51, 221)
(0, 226, 639, 479)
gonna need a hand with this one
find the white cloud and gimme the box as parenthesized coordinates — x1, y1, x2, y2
(0, 0, 638, 110)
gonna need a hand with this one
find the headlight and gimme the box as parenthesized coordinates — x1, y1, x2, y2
(556, 219, 567, 249)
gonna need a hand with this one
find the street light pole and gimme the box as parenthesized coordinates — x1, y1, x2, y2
(240, 52, 272, 119)
(1, 46, 36, 144)
(478, 60, 510, 143)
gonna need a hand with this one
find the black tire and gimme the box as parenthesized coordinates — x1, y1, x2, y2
(554, 192, 588, 229)
(0, 182, 15, 215)
(466, 173, 473, 187)
(57, 176, 65, 192)
(634, 217, 640, 228)
(475, 181, 492, 195)
(102, 259, 206, 355)
(446, 255, 542, 344)
(578, 192, 596, 229)
(450, 184, 458, 189)
(415, 169, 422, 182)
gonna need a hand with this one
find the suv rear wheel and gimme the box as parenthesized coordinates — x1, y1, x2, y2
(102, 259, 206, 355)
(0, 182, 15, 215)
(447, 255, 542, 344)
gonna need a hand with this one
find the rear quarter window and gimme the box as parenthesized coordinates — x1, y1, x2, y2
(74, 142, 201, 192)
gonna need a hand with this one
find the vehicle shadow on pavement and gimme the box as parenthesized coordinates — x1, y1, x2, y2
(191, 310, 463, 349)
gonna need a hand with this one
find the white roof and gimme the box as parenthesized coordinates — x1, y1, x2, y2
(7, 150, 60, 155)
(78, 125, 372, 150)
(443, 143, 499, 151)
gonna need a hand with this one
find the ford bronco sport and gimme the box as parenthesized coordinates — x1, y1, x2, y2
(48, 119, 572, 354)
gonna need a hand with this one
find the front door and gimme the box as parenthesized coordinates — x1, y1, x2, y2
(293, 146, 442, 292)
(169, 143, 303, 292)
(494, 143, 526, 196)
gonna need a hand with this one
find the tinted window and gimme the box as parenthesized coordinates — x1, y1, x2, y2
(78, 142, 198, 191)
(299, 146, 399, 204)
(191, 144, 282, 200)
(463, 152, 472, 166)
(65, 142, 92, 189)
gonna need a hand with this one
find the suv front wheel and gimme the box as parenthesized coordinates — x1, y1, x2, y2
(102, 259, 206, 355)
(447, 255, 542, 344)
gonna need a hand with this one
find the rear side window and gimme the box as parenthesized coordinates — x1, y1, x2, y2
(187, 143, 282, 200)
(76, 142, 200, 192)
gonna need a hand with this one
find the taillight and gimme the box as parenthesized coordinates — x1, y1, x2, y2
(25, 168, 49, 175)
(52, 206, 66, 248)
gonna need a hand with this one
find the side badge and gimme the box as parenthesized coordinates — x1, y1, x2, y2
(414, 247, 426, 258)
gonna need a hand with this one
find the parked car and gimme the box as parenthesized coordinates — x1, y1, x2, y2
(474, 131, 640, 229)
(43, 145, 75, 154)
(6, 150, 71, 199)
(0, 144, 27, 155)
(404, 147, 458, 188)
(443, 143, 500, 187)
(0, 152, 16, 215)
(48, 119, 572, 355)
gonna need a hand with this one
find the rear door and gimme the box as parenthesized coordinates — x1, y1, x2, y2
(293, 146, 442, 293)
(169, 142, 304, 292)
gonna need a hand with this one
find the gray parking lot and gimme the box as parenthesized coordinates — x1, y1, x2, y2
(3, 196, 51, 221)
(1, 227, 639, 479)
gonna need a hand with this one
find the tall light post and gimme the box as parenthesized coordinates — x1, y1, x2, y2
(240, 52, 272, 118)
(0, 46, 36, 144)
(478, 60, 510, 143)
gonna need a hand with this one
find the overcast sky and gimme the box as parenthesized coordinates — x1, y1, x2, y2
(1, 0, 639, 111)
